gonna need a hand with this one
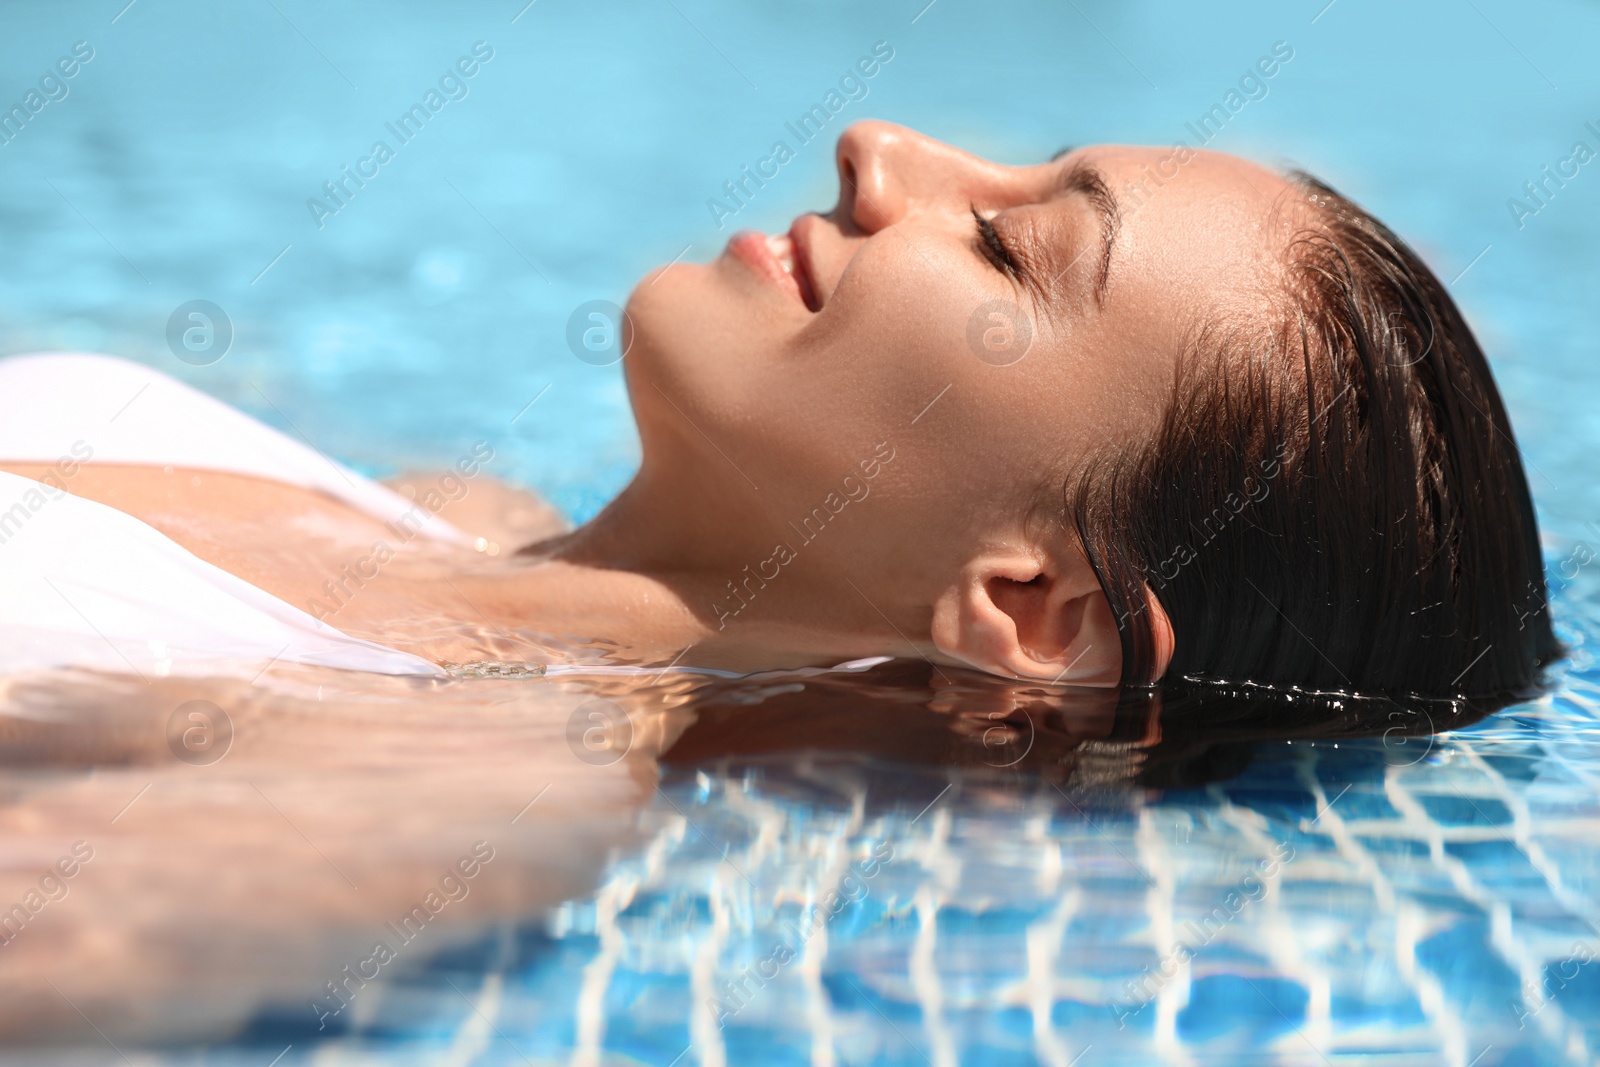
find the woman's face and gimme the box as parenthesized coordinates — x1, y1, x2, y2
(619, 122, 1298, 680)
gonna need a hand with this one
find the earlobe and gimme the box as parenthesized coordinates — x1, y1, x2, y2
(1145, 586, 1176, 684)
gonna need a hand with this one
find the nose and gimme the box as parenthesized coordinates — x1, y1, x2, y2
(833, 120, 962, 234)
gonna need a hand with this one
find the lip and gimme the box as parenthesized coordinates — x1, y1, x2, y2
(726, 222, 821, 312)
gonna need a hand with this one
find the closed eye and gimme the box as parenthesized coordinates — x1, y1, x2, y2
(971, 206, 1021, 278)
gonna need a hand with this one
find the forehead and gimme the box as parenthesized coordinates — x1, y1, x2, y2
(1065, 145, 1301, 317)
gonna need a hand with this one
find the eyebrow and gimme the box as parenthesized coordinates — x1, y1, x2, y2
(1058, 160, 1119, 303)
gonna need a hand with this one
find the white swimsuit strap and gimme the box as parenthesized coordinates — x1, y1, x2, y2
(0, 353, 468, 545)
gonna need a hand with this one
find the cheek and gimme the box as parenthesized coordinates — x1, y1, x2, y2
(794, 243, 982, 398)
(779, 311, 947, 449)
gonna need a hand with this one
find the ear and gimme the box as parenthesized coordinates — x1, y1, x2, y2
(930, 549, 1173, 686)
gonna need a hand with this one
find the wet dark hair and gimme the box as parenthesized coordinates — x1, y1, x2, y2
(1070, 175, 1559, 702)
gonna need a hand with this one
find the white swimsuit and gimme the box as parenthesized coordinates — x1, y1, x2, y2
(0, 353, 454, 679)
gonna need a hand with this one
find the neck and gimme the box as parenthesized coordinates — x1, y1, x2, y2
(445, 467, 928, 672)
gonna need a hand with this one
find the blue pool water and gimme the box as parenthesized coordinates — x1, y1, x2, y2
(2, 0, 1599, 1064)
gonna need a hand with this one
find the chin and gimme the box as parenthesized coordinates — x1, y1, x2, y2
(621, 264, 695, 388)
(620, 263, 736, 440)
(623, 260, 760, 395)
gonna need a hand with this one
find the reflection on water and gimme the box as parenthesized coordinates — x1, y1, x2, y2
(8, 646, 1590, 1063)
(663, 661, 1495, 788)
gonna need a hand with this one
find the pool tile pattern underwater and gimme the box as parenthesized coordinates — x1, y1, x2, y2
(180, 659, 1600, 1067)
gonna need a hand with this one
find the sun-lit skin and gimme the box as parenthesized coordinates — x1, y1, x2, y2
(0, 122, 1304, 683)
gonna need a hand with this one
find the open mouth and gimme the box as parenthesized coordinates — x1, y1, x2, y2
(727, 226, 821, 312)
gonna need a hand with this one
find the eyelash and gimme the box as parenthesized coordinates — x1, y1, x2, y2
(971, 206, 1021, 277)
